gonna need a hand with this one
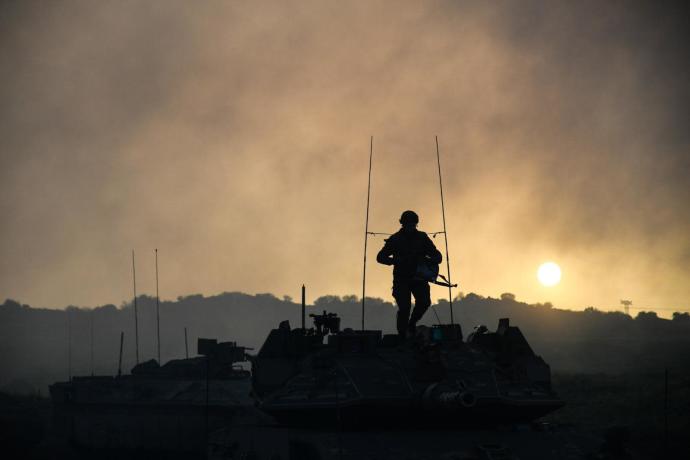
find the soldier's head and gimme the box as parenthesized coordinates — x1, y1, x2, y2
(399, 210, 419, 231)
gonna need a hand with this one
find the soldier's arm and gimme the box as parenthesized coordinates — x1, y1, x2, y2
(425, 235, 443, 264)
(376, 238, 396, 266)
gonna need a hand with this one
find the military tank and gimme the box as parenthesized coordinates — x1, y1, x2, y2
(251, 312, 563, 428)
(49, 338, 265, 454)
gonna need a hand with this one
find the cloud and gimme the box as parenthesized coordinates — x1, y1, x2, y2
(1, 0, 688, 312)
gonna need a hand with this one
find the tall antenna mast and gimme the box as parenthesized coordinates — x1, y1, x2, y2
(155, 248, 161, 364)
(117, 331, 124, 377)
(301, 284, 306, 330)
(361, 136, 374, 331)
(67, 309, 72, 381)
(435, 136, 455, 325)
(132, 249, 140, 364)
(90, 309, 94, 376)
(184, 327, 189, 359)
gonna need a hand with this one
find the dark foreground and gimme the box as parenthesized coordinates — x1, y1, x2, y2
(2, 372, 688, 460)
(542, 372, 690, 459)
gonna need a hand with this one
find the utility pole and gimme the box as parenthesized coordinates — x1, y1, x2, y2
(620, 299, 632, 316)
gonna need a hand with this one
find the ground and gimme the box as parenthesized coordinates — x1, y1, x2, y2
(2, 372, 688, 459)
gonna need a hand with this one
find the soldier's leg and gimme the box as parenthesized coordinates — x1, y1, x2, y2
(392, 280, 412, 338)
(409, 281, 431, 331)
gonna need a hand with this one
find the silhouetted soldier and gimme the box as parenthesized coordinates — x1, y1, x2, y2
(377, 210, 442, 339)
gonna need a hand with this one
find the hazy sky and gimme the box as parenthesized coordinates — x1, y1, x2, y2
(1, 0, 688, 315)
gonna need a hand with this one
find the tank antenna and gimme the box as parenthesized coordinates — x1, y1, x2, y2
(435, 136, 455, 325)
(132, 249, 140, 364)
(117, 331, 124, 377)
(155, 248, 161, 364)
(361, 136, 373, 331)
(184, 327, 189, 359)
(90, 309, 94, 376)
(431, 306, 441, 325)
(67, 309, 72, 381)
(301, 284, 306, 330)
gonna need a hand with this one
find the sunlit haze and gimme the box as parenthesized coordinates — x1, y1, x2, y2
(1, 1, 688, 316)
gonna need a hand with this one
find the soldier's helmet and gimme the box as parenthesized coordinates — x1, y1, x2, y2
(399, 210, 419, 225)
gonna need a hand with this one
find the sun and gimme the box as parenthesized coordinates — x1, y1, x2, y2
(537, 262, 561, 287)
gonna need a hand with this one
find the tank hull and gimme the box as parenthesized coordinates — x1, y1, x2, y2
(262, 394, 563, 428)
(50, 377, 256, 453)
(253, 320, 564, 428)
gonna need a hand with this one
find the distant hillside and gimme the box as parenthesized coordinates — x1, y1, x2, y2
(1, 292, 689, 394)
